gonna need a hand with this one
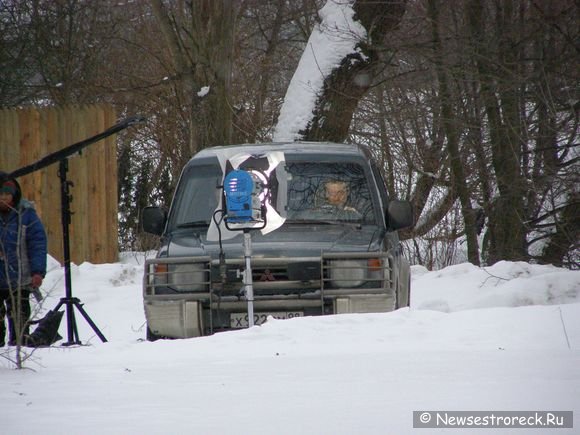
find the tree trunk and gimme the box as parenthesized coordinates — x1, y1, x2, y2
(467, 0, 527, 263)
(302, 0, 406, 142)
(539, 192, 580, 267)
(427, 0, 480, 265)
(376, 88, 396, 199)
(150, 0, 235, 153)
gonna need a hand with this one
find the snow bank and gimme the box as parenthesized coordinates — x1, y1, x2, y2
(412, 261, 580, 312)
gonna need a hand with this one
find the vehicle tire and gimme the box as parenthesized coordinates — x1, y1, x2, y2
(395, 275, 411, 309)
(146, 326, 161, 342)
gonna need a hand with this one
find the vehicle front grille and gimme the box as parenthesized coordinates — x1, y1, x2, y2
(252, 264, 288, 282)
(144, 253, 395, 296)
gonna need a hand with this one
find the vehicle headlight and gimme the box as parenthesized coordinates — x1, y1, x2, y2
(329, 258, 385, 288)
(329, 260, 365, 287)
(154, 262, 208, 292)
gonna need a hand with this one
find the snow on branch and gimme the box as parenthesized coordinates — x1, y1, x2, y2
(273, 0, 367, 142)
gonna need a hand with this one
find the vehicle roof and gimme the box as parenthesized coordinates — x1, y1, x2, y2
(188, 141, 372, 163)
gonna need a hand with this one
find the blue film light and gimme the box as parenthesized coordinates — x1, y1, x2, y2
(224, 169, 254, 223)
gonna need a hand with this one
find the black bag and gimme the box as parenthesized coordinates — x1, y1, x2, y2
(25, 310, 64, 347)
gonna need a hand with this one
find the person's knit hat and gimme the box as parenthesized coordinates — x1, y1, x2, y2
(0, 180, 17, 196)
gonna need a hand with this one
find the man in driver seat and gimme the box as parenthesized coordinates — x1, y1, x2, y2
(323, 180, 359, 217)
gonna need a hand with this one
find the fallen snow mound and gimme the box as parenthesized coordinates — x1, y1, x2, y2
(411, 261, 580, 313)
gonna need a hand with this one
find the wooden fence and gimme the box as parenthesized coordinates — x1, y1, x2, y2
(0, 105, 118, 265)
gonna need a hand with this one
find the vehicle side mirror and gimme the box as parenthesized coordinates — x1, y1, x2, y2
(142, 206, 167, 236)
(387, 200, 414, 230)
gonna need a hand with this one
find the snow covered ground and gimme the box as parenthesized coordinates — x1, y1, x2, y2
(1, 254, 579, 434)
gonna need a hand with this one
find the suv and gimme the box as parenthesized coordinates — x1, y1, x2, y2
(141, 142, 413, 339)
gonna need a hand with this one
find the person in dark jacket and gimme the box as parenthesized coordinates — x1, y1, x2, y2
(0, 172, 47, 346)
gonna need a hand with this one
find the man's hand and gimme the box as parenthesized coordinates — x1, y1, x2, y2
(31, 273, 43, 288)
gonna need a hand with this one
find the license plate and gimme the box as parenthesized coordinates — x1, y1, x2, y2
(230, 311, 303, 328)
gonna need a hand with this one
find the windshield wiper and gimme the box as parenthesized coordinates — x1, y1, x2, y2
(176, 221, 209, 228)
(287, 219, 361, 227)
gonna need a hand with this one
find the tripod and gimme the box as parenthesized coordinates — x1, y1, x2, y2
(8, 116, 146, 345)
(52, 158, 107, 345)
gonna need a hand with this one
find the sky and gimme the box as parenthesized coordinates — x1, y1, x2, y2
(1, 254, 579, 435)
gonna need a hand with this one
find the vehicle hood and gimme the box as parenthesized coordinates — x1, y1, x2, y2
(160, 224, 383, 259)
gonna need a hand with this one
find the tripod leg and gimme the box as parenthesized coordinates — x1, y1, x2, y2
(62, 302, 81, 346)
(73, 300, 108, 343)
(53, 300, 65, 312)
(68, 303, 79, 344)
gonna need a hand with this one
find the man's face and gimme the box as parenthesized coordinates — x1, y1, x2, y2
(325, 182, 347, 207)
(0, 191, 14, 212)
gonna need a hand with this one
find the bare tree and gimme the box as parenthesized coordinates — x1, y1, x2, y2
(2, 0, 578, 267)
(427, 0, 479, 264)
(297, 0, 407, 142)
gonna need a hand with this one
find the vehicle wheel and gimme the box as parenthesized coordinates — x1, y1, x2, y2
(395, 275, 411, 309)
(146, 326, 161, 342)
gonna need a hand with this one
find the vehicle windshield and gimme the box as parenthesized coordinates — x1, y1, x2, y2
(285, 162, 375, 224)
(168, 160, 376, 231)
(168, 164, 222, 230)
